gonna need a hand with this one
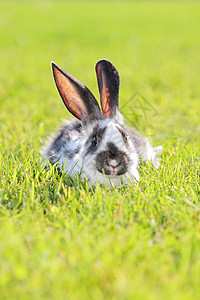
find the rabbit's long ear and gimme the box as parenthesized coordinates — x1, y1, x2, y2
(95, 59, 120, 118)
(52, 62, 102, 122)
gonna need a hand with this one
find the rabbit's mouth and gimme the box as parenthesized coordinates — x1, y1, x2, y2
(97, 167, 127, 176)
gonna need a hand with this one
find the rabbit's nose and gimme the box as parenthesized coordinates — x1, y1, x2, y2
(109, 159, 118, 169)
(110, 164, 116, 170)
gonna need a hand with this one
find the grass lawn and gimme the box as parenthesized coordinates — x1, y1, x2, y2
(0, 1, 200, 299)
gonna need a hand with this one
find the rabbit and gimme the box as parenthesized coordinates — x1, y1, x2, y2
(42, 59, 163, 187)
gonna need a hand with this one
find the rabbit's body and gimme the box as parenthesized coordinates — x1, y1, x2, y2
(43, 60, 162, 186)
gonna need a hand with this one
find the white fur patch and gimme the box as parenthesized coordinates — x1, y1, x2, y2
(142, 138, 163, 168)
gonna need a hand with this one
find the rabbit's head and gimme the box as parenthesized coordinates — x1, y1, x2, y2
(52, 60, 139, 185)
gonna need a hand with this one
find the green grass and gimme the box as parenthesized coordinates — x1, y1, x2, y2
(0, 1, 200, 299)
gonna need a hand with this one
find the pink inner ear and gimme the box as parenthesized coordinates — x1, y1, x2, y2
(101, 86, 111, 117)
(54, 67, 87, 120)
(96, 66, 112, 117)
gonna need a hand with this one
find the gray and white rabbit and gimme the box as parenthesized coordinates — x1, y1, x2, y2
(42, 59, 163, 187)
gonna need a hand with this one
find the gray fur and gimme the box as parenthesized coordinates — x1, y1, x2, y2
(96, 142, 129, 175)
(43, 120, 83, 164)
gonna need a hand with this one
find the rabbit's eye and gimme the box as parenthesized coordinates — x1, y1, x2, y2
(92, 135, 98, 146)
(125, 137, 128, 143)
